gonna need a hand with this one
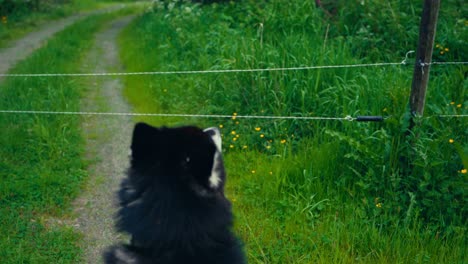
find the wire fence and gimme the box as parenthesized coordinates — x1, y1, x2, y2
(0, 110, 465, 121)
(0, 60, 465, 78)
(0, 54, 466, 121)
(0, 110, 354, 121)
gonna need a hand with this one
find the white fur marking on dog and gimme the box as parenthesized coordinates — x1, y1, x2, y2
(209, 151, 222, 188)
(204, 127, 223, 189)
(204, 127, 222, 151)
(115, 247, 138, 263)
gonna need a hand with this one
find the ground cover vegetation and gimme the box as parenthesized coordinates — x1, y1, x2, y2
(119, 0, 466, 263)
(0, 8, 136, 263)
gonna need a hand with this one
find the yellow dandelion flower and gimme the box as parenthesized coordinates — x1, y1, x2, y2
(231, 131, 236, 135)
(242, 145, 248, 149)
(280, 139, 287, 144)
(233, 112, 238, 116)
(236, 134, 240, 138)
(219, 124, 224, 128)
(235, 121, 239, 125)
(440, 51, 444, 55)
(435, 44, 441, 48)
(229, 144, 234, 148)
(450, 102, 455, 105)
(260, 134, 265, 138)
(233, 137, 237, 141)
(376, 203, 383, 208)
(461, 169, 467, 174)
(251, 170, 256, 174)
(444, 48, 449, 52)
(266, 145, 271, 149)
(269, 171, 273, 175)
(457, 104, 462, 108)
(449, 139, 454, 143)
(254, 127, 261, 131)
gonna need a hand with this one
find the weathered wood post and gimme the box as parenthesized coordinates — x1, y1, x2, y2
(409, 0, 441, 121)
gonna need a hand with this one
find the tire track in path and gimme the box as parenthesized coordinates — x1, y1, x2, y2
(74, 15, 135, 263)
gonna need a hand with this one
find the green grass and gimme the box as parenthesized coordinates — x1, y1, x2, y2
(119, 1, 466, 263)
(0, 9, 136, 263)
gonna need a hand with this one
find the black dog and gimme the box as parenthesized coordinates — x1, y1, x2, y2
(104, 123, 246, 264)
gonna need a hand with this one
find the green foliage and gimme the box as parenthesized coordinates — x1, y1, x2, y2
(119, 0, 467, 262)
(0, 1, 67, 47)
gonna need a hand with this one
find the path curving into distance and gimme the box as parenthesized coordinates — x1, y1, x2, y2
(73, 15, 136, 263)
(0, 5, 127, 80)
(0, 5, 144, 263)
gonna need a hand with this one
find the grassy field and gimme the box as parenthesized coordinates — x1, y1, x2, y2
(118, 0, 466, 263)
(0, 8, 137, 263)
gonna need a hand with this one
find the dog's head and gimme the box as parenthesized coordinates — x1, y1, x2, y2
(130, 122, 225, 196)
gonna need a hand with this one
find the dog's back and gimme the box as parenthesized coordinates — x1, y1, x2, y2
(104, 123, 246, 264)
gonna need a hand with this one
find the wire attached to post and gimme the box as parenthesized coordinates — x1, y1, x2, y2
(401, 50, 415, 65)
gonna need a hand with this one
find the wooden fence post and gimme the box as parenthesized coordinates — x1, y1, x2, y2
(409, 0, 441, 120)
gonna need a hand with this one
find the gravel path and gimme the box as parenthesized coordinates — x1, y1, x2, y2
(74, 15, 136, 263)
(0, 6, 139, 263)
(0, 6, 126, 80)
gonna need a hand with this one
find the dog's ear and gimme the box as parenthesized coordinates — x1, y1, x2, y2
(131, 122, 162, 160)
(203, 127, 222, 152)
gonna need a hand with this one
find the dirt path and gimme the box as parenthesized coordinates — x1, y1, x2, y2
(0, 5, 126, 80)
(73, 15, 136, 263)
(0, 5, 139, 263)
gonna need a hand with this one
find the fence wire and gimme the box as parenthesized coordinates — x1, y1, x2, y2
(0, 60, 465, 78)
(0, 53, 465, 121)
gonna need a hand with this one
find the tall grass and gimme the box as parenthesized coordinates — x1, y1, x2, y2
(119, 0, 466, 262)
(0, 10, 133, 263)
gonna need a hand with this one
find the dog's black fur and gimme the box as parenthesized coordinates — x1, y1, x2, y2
(104, 123, 246, 264)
